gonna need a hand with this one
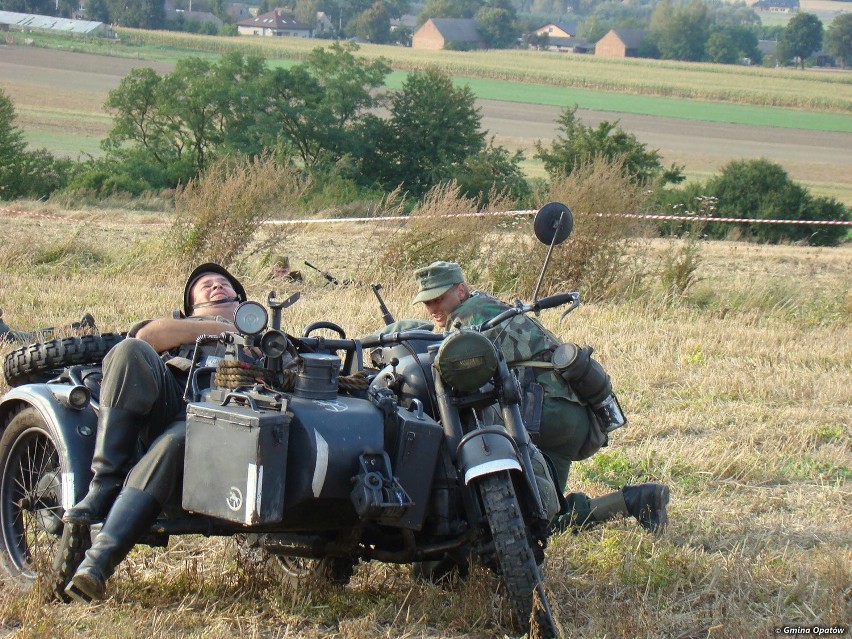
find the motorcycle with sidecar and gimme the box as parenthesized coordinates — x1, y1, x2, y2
(0, 203, 580, 637)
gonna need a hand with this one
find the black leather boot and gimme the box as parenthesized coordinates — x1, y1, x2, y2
(63, 407, 144, 525)
(622, 483, 670, 533)
(65, 488, 161, 602)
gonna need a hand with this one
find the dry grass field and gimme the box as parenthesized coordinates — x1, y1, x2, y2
(0, 204, 848, 638)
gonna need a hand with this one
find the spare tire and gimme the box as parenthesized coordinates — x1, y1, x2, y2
(3, 333, 126, 387)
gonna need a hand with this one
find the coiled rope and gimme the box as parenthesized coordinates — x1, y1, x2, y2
(214, 359, 370, 393)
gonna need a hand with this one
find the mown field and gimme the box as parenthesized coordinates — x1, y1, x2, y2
(0, 206, 848, 638)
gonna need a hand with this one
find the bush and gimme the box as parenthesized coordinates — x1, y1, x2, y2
(706, 158, 848, 245)
(376, 156, 650, 303)
(170, 154, 309, 266)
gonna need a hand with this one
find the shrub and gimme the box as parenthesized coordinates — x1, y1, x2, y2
(170, 154, 309, 266)
(706, 158, 848, 245)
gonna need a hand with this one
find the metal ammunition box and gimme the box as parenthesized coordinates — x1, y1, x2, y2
(183, 401, 289, 525)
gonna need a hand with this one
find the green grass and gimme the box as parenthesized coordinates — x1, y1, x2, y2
(396, 74, 852, 132)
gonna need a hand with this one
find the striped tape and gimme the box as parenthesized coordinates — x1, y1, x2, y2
(2, 206, 850, 226)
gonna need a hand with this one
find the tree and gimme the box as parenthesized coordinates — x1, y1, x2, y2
(649, 0, 710, 61)
(0, 89, 27, 200)
(779, 12, 823, 68)
(476, 0, 520, 49)
(535, 105, 683, 186)
(102, 53, 267, 185)
(707, 25, 761, 64)
(0, 89, 74, 200)
(371, 68, 486, 197)
(825, 13, 852, 69)
(296, 0, 322, 27)
(348, 1, 392, 43)
(84, 0, 110, 22)
(419, 0, 483, 22)
(456, 140, 531, 205)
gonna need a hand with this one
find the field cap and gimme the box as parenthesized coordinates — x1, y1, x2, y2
(412, 261, 465, 304)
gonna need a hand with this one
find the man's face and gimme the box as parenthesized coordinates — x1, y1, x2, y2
(423, 283, 466, 328)
(190, 273, 239, 317)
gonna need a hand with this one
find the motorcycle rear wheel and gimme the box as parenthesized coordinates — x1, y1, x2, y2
(0, 407, 88, 601)
(477, 471, 559, 638)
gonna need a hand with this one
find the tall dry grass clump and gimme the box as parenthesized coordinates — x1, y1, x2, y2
(373, 161, 650, 302)
(170, 153, 309, 268)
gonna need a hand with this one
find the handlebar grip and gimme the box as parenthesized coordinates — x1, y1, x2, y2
(535, 292, 579, 310)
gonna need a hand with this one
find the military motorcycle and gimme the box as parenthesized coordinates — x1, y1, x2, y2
(0, 203, 578, 637)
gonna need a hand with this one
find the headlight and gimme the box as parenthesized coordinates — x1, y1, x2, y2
(435, 330, 498, 392)
(260, 329, 290, 358)
(234, 301, 268, 335)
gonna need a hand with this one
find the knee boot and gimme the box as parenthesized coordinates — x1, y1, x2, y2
(549, 484, 670, 535)
(586, 484, 669, 533)
(63, 407, 145, 525)
(65, 488, 161, 602)
(621, 483, 669, 533)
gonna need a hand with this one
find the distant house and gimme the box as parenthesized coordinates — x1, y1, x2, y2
(595, 29, 647, 58)
(315, 11, 334, 34)
(237, 9, 313, 37)
(752, 0, 799, 13)
(543, 36, 594, 54)
(0, 10, 113, 37)
(411, 18, 483, 50)
(533, 21, 578, 39)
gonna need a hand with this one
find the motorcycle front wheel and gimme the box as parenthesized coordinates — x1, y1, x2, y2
(0, 406, 88, 601)
(477, 471, 559, 638)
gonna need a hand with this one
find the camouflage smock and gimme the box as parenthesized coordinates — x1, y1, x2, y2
(445, 291, 580, 404)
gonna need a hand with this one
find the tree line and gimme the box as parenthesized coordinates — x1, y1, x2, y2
(0, 42, 847, 244)
(2, 0, 850, 66)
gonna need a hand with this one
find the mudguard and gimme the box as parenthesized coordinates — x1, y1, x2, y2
(457, 428, 522, 485)
(0, 384, 97, 510)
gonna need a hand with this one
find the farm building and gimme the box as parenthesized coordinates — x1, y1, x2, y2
(411, 18, 483, 50)
(595, 29, 647, 58)
(533, 21, 578, 39)
(0, 10, 112, 37)
(540, 36, 594, 54)
(237, 9, 313, 37)
(751, 0, 799, 13)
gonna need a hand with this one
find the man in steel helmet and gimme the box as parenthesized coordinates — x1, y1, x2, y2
(412, 260, 670, 535)
(62, 263, 248, 602)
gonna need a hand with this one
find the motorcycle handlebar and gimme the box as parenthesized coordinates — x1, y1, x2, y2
(359, 330, 444, 349)
(533, 291, 580, 311)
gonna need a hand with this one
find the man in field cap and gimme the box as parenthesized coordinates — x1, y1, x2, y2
(411, 260, 670, 537)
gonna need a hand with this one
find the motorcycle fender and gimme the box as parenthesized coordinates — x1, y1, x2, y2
(457, 431, 521, 485)
(0, 385, 97, 510)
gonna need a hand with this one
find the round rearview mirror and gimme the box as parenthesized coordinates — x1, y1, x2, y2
(533, 202, 573, 246)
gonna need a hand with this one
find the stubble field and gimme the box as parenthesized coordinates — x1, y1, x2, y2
(0, 208, 848, 638)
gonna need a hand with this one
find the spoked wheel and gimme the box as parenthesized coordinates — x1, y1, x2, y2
(272, 555, 354, 588)
(236, 535, 354, 589)
(0, 407, 88, 600)
(477, 472, 560, 638)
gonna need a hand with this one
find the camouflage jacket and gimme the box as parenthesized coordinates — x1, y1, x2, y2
(445, 291, 579, 403)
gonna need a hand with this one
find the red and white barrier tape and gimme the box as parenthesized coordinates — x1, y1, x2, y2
(3, 206, 850, 226)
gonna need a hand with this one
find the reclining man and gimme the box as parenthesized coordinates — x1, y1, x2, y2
(408, 260, 670, 535)
(63, 263, 254, 601)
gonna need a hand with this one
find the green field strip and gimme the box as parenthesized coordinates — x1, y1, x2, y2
(380, 71, 852, 133)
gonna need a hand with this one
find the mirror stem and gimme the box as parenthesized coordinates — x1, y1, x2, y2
(532, 210, 565, 303)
